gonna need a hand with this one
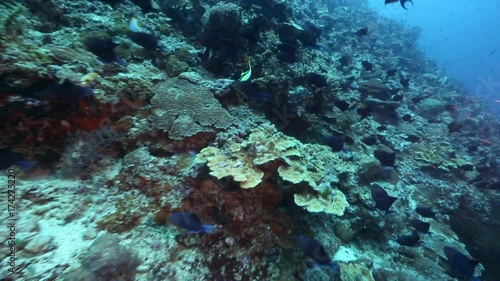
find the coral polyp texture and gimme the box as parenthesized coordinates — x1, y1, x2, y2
(149, 78, 235, 140)
(195, 123, 351, 215)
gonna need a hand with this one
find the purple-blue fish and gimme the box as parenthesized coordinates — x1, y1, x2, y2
(370, 184, 397, 213)
(385, 0, 413, 10)
(443, 246, 481, 281)
(415, 206, 436, 218)
(0, 148, 36, 172)
(168, 212, 216, 234)
(396, 230, 420, 247)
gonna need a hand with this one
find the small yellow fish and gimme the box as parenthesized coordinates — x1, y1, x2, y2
(238, 61, 252, 82)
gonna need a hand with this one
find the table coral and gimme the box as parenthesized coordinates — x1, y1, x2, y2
(340, 263, 375, 281)
(195, 122, 352, 215)
(195, 146, 264, 189)
(294, 192, 348, 216)
(149, 78, 235, 140)
(411, 142, 472, 172)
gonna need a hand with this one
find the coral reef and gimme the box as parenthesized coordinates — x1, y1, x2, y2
(79, 233, 140, 280)
(1, 0, 499, 280)
(57, 127, 121, 177)
(340, 263, 375, 281)
(195, 122, 352, 215)
(149, 78, 236, 140)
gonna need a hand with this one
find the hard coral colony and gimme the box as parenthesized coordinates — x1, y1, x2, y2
(0, 0, 497, 281)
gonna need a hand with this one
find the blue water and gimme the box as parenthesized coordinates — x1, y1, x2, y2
(368, 0, 500, 115)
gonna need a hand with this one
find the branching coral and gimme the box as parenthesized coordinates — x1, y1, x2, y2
(195, 122, 353, 215)
(149, 78, 235, 140)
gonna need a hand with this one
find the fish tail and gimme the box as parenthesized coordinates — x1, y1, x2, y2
(330, 262, 340, 273)
(201, 224, 217, 234)
(16, 161, 37, 172)
(114, 57, 127, 66)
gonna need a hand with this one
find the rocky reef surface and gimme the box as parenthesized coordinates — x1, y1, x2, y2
(0, 0, 499, 280)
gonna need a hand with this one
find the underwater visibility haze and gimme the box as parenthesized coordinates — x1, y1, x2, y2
(370, 0, 500, 116)
(0, 0, 499, 280)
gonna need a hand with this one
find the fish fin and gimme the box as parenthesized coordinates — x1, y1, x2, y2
(330, 262, 340, 273)
(201, 224, 217, 234)
(238, 61, 252, 82)
(114, 57, 127, 66)
(400, 0, 413, 9)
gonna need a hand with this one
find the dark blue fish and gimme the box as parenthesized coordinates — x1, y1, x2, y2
(323, 135, 344, 152)
(410, 218, 431, 234)
(237, 82, 272, 103)
(0, 148, 37, 172)
(85, 37, 125, 65)
(415, 206, 436, 219)
(355, 27, 368, 37)
(361, 135, 377, 146)
(37, 80, 94, 108)
(386, 69, 397, 76)
(396, 230, 420, 247)
(356, 105, 371, 119)
(334, 99, 350, 111)
(443, 246, 481, 281)
(304, 73, 328, 88)
(361, 61, 373, 71)
(128, 32, 161, 51)
(277, 42, 298, 53)
(374, 149, 396, 166)
(276, 39, 299, 63)
(370, 184, 397, 213)
(385, 0, 414, 10)
(400, 77, 410, 88)
(168, 212, 216, 234)
(296, 235, 339, 272)
(277, 52, 298, 63)
(448, 121, 462, 133)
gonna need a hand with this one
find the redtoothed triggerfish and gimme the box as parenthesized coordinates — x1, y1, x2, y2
(443, 246, 481, 281)
(385, 0, 414, 10)
(168, 212, 216, 234)
(0, 148, 37, 172)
